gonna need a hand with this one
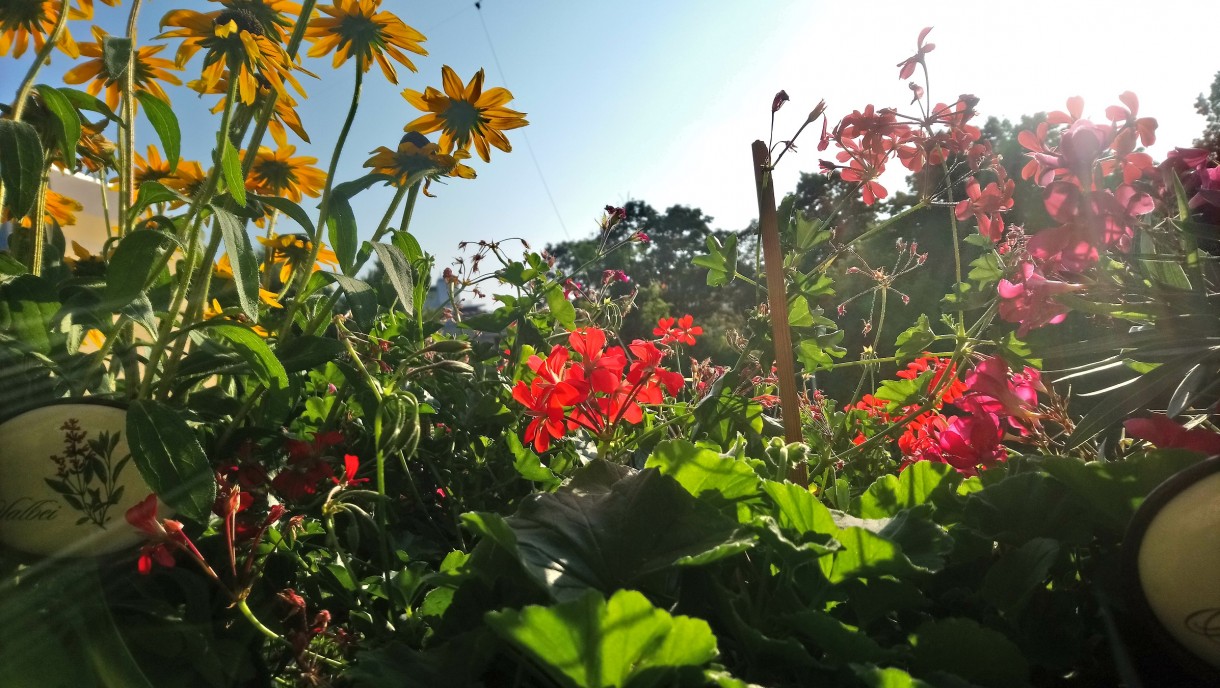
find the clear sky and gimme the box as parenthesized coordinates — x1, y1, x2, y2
(4, 0, 1218, 278)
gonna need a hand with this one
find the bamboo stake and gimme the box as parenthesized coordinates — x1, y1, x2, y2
(751, 140, 807, 486)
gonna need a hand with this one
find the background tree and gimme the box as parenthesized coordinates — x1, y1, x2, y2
(547, 200, 756, 362)
(1195, 69, 1220, 155)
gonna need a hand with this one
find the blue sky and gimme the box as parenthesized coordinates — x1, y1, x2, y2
(5, 0, 1218, 279)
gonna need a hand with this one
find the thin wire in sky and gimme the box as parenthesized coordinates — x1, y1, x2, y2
(474, 2, 572, 239)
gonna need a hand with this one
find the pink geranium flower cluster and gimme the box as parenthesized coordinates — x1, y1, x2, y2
(998, 94, 1163, 335)
(906, 356, 1044, 475)
(855, 355, 1045, 476)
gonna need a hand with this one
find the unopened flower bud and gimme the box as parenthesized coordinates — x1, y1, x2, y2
(806, 99, 827, 123)
(772, 90, 790, 113)
(438, 360, 475, 375)
(425, 339, 472, 355)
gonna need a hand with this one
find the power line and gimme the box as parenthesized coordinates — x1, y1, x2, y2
(474, 2, 572, 239)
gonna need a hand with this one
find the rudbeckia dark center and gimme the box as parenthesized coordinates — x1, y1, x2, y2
(215, 9, 264, 36)
(256, 160, 295, 185)
(444, 101, 481, 138)
(0, 0, 45, 26)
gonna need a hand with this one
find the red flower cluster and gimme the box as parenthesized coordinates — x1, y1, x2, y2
(271, 430, 361, 501)
(1001, 94, 1161, 335)
(854, 356, 1046, 476)
(125, 494, 207, 575)
(819, 29, 989, 207)
(653, 314, 703, 346)
(512, 320, 697, 452)
(851, 355, 966, 446)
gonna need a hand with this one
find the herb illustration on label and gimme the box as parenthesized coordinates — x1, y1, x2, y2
(43, 419, 132, 529)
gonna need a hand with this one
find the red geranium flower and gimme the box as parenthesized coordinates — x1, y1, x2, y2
(896, 27, 935, 80)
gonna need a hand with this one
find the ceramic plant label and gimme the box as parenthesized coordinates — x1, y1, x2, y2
(0, 404, 160, 557)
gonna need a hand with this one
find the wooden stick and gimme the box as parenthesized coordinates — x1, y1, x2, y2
(751, 140, 807, 486)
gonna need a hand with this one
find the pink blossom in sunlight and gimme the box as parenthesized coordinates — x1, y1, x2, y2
(1125, 416, 1220, 455)
(955, 176, 1015, 241)
(998, 262, 1083, 336)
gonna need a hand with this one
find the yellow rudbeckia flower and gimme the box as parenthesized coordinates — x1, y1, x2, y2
(402, 65, 528, 163)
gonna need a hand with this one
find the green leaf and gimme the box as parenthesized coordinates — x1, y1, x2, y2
(276, 335, 344, 373)
(851, 666, 937, 688)
(0, 120, 44, 220)
(326, 173, 391, 274)
(782, 610, 892, 666)
(104, 228, 179, 307)
(101, 37, 132, 82)
(326, 273, 377, 330)
(692, 234, 738, 287)
(795, 330, 846, 372)
(486, 588, 718, 688)
(762, 480, 836, 536)
(1066, 356, 1199, 449)
(645, 439, 762, 502)
(129, 180, 188, 219)
(893, 314, 935, 364)
(794, 214, 831, 252)
(207, 323, 290, 420)
(326, 195, 357, 273)
(371, 242, 414, 314)
(1168, 363, 1209, 417)
(0, 253, 27, 277)
(980, 537, 1060, 615)
(544, 282, 576, 329)
(507, 433, 561, 488)
(0, 275, 63, 354)
(249, 193, 315, 235)
(967, 251, 1003, 284)
(58, 87, 121, 124)
(962, 471, 1091, 545)
(135, 91, 180, 171)
(219, 137, 245, 206)
(858, 461, 961, 518)
(1042, 450, 1208, 531)
(940, 281, 992, 310)
(910, 618, 1030, 688)
(126, 399, 216, 522)
(485, 462, 746, 600)
(873, 375, 924, 411)
(33, 85, 81, 166)
(822, 525, 917, 583)
(212, 207, 260, 320)
(393, 230, 424, 263)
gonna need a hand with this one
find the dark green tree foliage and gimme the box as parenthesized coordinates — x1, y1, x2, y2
(1195, 69, 1220, 155)
(547, 200, 755, 360)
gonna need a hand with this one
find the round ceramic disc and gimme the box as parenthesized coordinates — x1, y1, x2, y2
(0, 403, 160, 557)
(1134, 459, 1220, 669)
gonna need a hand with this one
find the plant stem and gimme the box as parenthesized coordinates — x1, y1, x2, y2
(236, 0, 318, 177)
(279, 68, 363, 340)
(157, 226, 224, 397)
(139, 73, 239, 397)
(118, 0, 146, 237)
(940, 160, 964, 334)
(30, 170, 49, 276)
(236, 598, 344, 669)
(398, 180, 421, 233)
(810, 199, 928, 276)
